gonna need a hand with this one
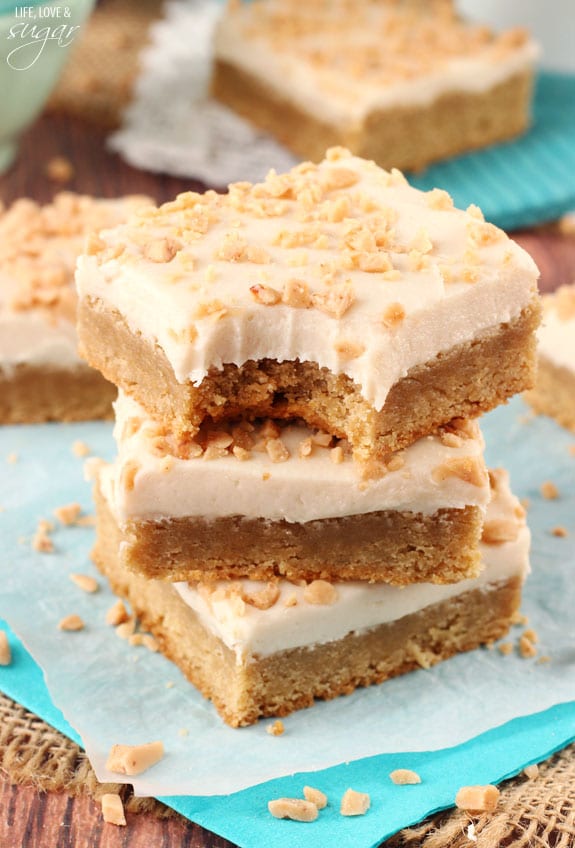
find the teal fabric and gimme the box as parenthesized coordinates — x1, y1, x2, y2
(409, 73, 575, 230)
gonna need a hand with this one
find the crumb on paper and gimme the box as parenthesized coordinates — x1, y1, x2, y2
(142, 634, 159, 653)
(116, 619, 136, 640)
(32, 523, 54, 553)
(266, 720, 285, 737)
(101, 793, 126, 827)
(455, 784, 500, 813)
(268, 798, 318, 822)
(551, 525, 568, 538)
(303, 786, 327, 809)
(389, 768, 422, 785)
(0, 631, 11, 666)
(45, 156, 75, 184)
(106, 741, 164, 776)
(540, 481, 559, 500)
(340, 788, 370, 816)
(536, 655, 551, 665)
(519, 633, 537, 659)
(69, 573, 99, 594)
(498, 642, 513, 656)
(72, 440, 91, 458)
(58, 614, 85, 632)
(6, 452, 18, 464)
(165, 681, 175, 689)
(178, 727, 189, 737)
(523, 764, 539, 780)
(106, 599, 129, 626)
(510, 610, 528, 626)
(54, 503, 82, 526)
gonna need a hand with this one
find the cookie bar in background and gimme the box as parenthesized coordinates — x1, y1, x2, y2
(94, 393, 490, 585)
(212, 0, 538, 172)
(92, 466, 529, 728)
(0, 192, 151, 424)
(524, 284, 575, 432)
(76, 149, 541, 461)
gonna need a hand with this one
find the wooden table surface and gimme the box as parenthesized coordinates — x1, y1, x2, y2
(1, 113, 575, 848)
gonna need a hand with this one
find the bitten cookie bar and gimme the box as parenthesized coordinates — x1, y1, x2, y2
(212, 0, 538, 172)
(93, 468, 529, 727)
(76, 150, 540, 461)
(94, 393, 490, 585)
(524, 284, 575, 432)
(0, 192, 151, 424)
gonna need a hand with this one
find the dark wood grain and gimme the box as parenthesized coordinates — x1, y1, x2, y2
(2, 112, 575, 848)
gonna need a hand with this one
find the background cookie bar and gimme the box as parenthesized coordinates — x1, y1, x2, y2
(92, 467, 529, 727)
(76, 150, 540, 460)
(95, 393, 491, 585)
(0, 192, 151, 423)
(212, 0, 538, 172)
(524, 284, 575, 432)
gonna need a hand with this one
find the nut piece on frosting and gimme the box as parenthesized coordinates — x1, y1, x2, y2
(106, 740, 165, 776)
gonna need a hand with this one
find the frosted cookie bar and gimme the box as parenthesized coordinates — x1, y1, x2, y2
(0, 192, 151, 424)
(76, 150, 540, 460)
(524, 284, 575, 432)
(95, 392, 490, 585)
(212, 0, 538, 172)
(93, 468, 529, 727)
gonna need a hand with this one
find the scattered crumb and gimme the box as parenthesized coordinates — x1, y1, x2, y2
(101, 793, 126, 827)
(165, 681, 175, 689)
(58, 614, 85, 632)
(178, 728, 189, 737)
(106, 600, 129, 626)
(72, 440, 90, 458)
(498, 642, 513, 656)
(523, 628, 538, 644)
(536, 655, 551, 665)
(6, 452, 18, 464)
(54, 503, 82, 525)
(510, 610, 528, 626)
(106, 741, 164, 776)
(340, 788, 371, 816)
(551, 525, 568, 538)
(45, 156, 75, 184)
(569, 445, 575, 457)
(303, 786, 328, 809)
(142, 634, 159, 653)
(518, 634, 537, 659)
(540, 481, 559, 500)
(523, 764, 539, 780)
(32, 524, 54, 553)
(389, 768, 422, 785)
(268, 798, 318, 822)
(303, 579, 338, 606)
(69, 573, 99, 594)
(455, 784, 500, 813)
(266, 720, 285, 737)
(116, 619, 136, 640)
(0, 631, 11, 666)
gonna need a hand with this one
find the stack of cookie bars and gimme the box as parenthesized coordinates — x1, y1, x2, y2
(76, 148, 540, 727)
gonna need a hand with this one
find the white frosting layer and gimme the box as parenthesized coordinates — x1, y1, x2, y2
(0, 194, 151, 371)
(100, 392, 490, 523)
(214, 1, 539, 127)
(173, 471, 529, 661)
(537, 285, 575, 373)
(76, 151, 539, 412)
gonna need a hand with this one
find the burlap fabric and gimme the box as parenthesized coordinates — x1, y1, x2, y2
(47, 0, 164, 129)
(1, 691, 574, 846)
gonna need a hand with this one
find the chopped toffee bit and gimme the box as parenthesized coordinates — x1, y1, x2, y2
(482, 519, 519, 545)
(518, 634, 537, 659)
(106, 599, 129, 626)
(389, 769, 422, 785)
(432, 456, 486, 487)
(551, 526, 568, 538)
(455, 784, 500, 813)
(69, 573, 99, 594)
(106, 741, 164, 776)
(58, 614, 85, 632)
(101, 793, 126, 827)
(0, 631, 11, 666)
(523, 764, 539, 780)
(540, 481, 559, 500)
(266, 720, 285, 737)
(303, 786, 328, 809)
(116, 619, 136, 640)
(54, 502, 82, 525)
(242, 582, 280, 610)
(303, 580, 338, 606)
(72, 440, 91, 458)
(268, 798, 319, 822)
(498, 642, 513, 656)
(340, 788, 371, 816)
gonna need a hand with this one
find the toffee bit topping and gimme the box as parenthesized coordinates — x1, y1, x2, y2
(334, 338, 365, 359)
(193, 299, 227, 320)
(330, 445, 344, 464)
(432, 457, 486, 487)
(455, 784, 500, 813)
(266, 720, 285, 737)
(381, 302, 406, 328)
(303, 580, 338, 606)
(266, 437, 290, 463)
(427, 188, 454, 210)
(143, 237, 180, 263)
(58, 614, 85, 632)
(481, 519, 519, 545)
(340, 788, 370, 817)
(298, 437, 313, 458)
(0, 632, 11, 666)
(101, 793, 126, 827)
(282, 278, 313, 308)
(389, 769, 422, 785)
(467, 220, 505, 247)
(242, 582, 281, 610)
(540, 480, 559, 500)
(106, 600, 129, 626)
(250, 283, 282, 305)
(303, 786, 328, 809)
(321, 167, 359, 191)
(120, 459, 140, 492)
(268, 798, 318, 822)
(106, 741, 164, 776)
(312, 282, 355, 318)
(69, 573, 99, 593)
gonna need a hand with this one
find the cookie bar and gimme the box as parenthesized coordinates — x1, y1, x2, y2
(94, 392, 490, 585)
(212, 0, 538, 172)
(93, 468, 529, 727)
(0, 192, 151, 423)
(76, 149, 540, 460)
(524, 284, 575, 432)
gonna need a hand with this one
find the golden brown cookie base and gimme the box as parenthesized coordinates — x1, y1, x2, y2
(524, 354, 575, 433)
(0, 363, 116, 424)
(103, 491, 484, 586)
(78, 297, 540, 460)
(93, 488, 522, 727)
(212, 62, 533, 172)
